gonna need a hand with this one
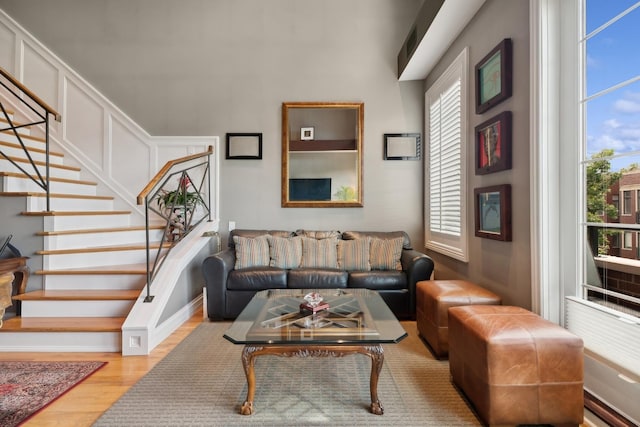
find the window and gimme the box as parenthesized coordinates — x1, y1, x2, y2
(424, 48, 468, 262)
(623, 190, 632, 215)
(582, 2, 640, 316)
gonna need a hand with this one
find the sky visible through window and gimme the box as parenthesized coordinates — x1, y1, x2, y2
(586, 1, 640, 170)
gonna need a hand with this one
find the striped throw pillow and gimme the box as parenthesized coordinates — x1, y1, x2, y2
(370, 237, 403, 270)
(337, 237, 371, 271)
(268, 235, 302, 269)
(300, 237, 339, 269)
(233, 235, 270, 269)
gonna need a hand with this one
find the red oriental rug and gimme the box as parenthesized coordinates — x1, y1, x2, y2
(0, 360, 106, 427)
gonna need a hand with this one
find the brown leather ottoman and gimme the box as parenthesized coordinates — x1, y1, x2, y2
(448, 305, 584, 426)
(416, 280, 501, 358)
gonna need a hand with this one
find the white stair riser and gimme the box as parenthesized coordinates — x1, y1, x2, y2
(43, 274, 146, 291)
(21, 299, 135, 317)
(0, 122, 32, 135)
(43, 249, 165, 269)
(1, 175, 96, 195)
(26, 196, 113, 212)
(0, 133, 42, 149)
(0, 331, 121, 352)
(43, 214, 132, 231)
(0, 159, 79, 180)
(0, 144, 63, 163)
(43, 229, 164, 250)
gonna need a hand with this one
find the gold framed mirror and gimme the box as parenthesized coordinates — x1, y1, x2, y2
(281, 102, 364, 207)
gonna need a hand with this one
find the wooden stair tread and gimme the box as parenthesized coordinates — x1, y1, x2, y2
(21, 210, 131, 216)
(0, 191, 113, 200)
(37, 225, 163, 236)
(0, 316, 125, 332)
(0, 139, 64, 157)
(36, 242, 169, 255)
(36, 263, 148, 275)
(4, 155, 80, 171)
(13, 290, 140, 301)
(0, 171, 97, 186)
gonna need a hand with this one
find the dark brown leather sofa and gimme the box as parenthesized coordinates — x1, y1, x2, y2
(202, 229, 434, 320)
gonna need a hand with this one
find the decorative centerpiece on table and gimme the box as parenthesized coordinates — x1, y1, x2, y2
(300, 292, 330, 314)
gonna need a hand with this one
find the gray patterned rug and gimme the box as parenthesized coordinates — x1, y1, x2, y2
(93, 321, 480, 426)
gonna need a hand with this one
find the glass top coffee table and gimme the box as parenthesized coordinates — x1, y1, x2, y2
(224, 288, 407, 416)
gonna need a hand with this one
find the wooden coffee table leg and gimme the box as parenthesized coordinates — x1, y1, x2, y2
(240, 345, 262, 415)
(367, 345, 384, 415)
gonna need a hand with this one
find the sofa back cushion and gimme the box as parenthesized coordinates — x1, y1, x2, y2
(233, 235, 270, 269)
(228, 229, 293, 249)
(342, 230, 412, 250)
(337, 237, 371, 271)
(268, 235, 303, 269)
(370, 236, 404, 270)
(300, 237, 339, 269)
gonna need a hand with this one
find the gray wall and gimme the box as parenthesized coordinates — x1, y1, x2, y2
(423, 0, 531, 308)
(0, 0, 534, 308)
(0, 0, 426, 249)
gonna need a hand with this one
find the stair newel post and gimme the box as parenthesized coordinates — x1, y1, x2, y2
(143, 196, 154, 303)
(207, 147, 212, 222)
(45, 112, 51, 212)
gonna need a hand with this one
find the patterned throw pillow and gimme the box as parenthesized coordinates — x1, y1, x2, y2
(300, 237, 339, 269)
(268, 235, 302, 269)
(233, 235, 270, 269)
(369, 237, 403, 270)
(337, 238, 371, 271)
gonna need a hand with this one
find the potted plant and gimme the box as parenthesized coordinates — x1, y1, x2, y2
(156, 176, 202, 241)
(157, 176, 201, 210)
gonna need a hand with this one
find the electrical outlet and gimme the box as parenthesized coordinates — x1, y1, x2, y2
(228, 221, 236, 231)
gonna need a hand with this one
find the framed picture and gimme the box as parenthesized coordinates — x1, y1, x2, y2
(474, 184, 512, 241)
(226, 133, 262, 160)
(475, 111, 512, 175)
(300, 127, 315, 141)
(475, 38, 512, 114)
(383, 133, 421, 160)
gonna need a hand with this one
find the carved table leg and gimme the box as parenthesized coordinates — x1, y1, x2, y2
(240, 345, 262, 415)
(367, 345, 384, 415)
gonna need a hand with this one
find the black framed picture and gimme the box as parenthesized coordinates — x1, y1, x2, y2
(474, 184, 512, 241)
(475, 38, 513, 114)
(475, 111, 512, 175)
(226, 133, 262, 160)
(383, 133, 421, 160)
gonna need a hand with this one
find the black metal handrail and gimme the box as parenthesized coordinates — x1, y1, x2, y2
(137, 146, 213, 302)
(0, 66, 61, 211)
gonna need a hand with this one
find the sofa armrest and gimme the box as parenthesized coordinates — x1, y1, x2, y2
(202, 248, 235, 320)
(401, 249, 435, 319)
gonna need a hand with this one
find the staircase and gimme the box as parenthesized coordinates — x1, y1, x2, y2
(0, 103, 167, 352)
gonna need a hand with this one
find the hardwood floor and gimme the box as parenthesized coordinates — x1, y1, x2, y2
(0, 308, 204, 427)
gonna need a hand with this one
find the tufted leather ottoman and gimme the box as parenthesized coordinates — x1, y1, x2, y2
(416, 280, 501, 358)
(448, 305, 584, 426)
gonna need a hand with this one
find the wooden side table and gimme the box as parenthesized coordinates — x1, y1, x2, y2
(0, 272, 14, 327)
(0, 257, 29, 315)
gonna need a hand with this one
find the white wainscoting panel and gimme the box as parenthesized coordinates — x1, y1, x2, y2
(22, 41, 59, 110)
(64, 77, 105, 170)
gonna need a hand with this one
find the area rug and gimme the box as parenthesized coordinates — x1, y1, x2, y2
(0, 360, 106, 427)
(94, 321, 481, 426)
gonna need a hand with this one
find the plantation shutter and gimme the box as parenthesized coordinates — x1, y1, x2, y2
(429, 78, 462, 236)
